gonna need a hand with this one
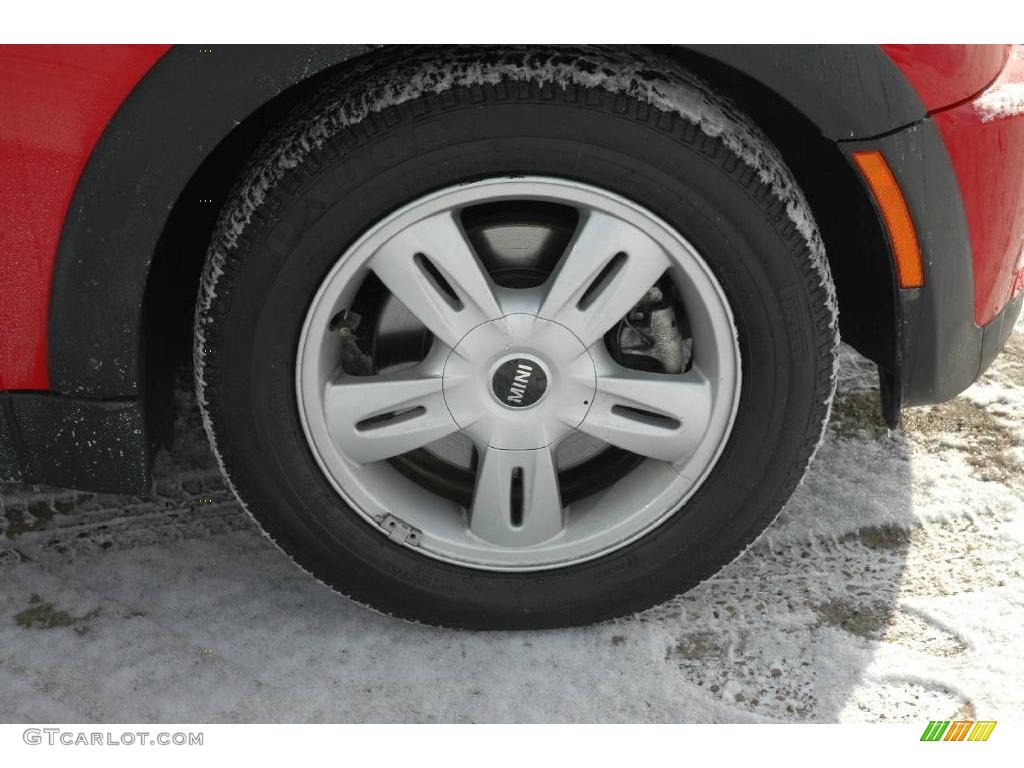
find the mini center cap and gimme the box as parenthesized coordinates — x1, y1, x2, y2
(442, 314, 597, 450)
(491, 357, 547, 408)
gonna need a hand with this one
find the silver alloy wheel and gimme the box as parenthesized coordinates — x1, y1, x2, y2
(296, 177, 741, 571)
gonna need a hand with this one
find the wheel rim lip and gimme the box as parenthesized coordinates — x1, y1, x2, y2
(296, 176, 742, 571)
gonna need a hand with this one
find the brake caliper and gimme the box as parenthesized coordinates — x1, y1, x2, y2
(608, 279, 692, 374)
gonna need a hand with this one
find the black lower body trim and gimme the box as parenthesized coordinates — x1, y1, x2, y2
(0, 393, 149, 493)
(894, 286, 1021, 412)
(980, 290, 1023, 376)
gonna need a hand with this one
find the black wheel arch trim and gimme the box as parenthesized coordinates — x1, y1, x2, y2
(48, 44, 930, 401)
(685, 45, 926, 140)
(49, 44, 378, 399)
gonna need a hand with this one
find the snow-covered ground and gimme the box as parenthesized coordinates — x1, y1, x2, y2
(1, 312, 1022, 723)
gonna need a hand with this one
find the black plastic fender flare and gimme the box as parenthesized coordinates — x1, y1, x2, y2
(48, 44, 925, 399)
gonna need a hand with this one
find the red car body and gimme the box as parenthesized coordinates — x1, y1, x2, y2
(1, 44, 1022, 492)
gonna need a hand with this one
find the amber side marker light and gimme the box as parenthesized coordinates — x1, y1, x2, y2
(851, 150, 925, 289)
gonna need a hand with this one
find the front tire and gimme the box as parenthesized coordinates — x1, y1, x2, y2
(195, 47, 838, 628)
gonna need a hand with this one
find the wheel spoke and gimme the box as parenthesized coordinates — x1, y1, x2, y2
(470, 445, 563, 546)
(578, 367, 713, 464)
(369, 211, 502, 349)
(324, 369, 457, 464)
(538, 210, 670, 347)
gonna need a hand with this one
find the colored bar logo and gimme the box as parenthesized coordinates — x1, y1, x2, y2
(921, 721, 996, 741)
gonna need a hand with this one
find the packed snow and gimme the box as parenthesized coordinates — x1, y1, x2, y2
(1, 310, 1022, 723)
(976, 83, 1024, 122)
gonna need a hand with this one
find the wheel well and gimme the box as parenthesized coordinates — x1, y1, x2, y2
(666, 49, 898, 370)
(142, 46, 899, 447)
(142, 53, 385, 449)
